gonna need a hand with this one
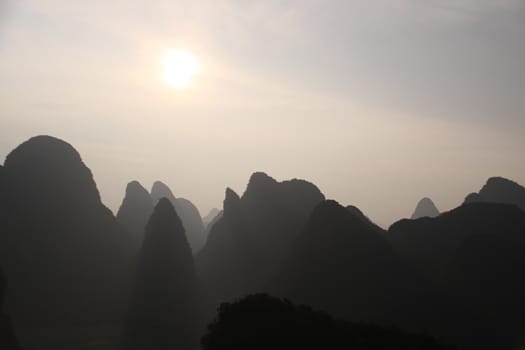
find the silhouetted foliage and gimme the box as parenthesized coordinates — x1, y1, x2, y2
(202, 294, 454, 350)
(411, 197, 440, 219)
(151, 181, 206, 252)
(122, 198, 202, 350)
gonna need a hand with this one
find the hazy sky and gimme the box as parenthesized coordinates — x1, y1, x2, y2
(1, 0, 524, 227)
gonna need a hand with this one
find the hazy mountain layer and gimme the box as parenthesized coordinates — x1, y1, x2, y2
(123, 198, 201, 350)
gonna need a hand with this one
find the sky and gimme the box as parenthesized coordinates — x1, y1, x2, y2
(1, 0, 524, 227)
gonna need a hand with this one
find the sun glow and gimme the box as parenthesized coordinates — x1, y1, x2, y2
(162, 49, 200, 89)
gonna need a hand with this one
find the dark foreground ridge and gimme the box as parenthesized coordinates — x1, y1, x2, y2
(202, 293, 454, 350)
(464, 176, 525, 211)
(122, 198, 202, 350)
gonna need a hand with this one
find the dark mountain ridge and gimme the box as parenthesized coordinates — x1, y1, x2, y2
(196, 172, 325, 304)
(123, 198, 202, 350)
(0, 135, 134, 348)
(150, 181, 206, 252)
(116, 181, 154, 250)
(464, 176, 525, 211)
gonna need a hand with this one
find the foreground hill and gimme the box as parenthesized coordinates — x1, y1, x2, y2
(202, 293, 454, 350)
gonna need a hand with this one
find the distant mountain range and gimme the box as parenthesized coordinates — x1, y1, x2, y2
(117, 180, 206, 253)
(464, 176, 525, 211)
(1, 135, 524, 350)
(411, 197, 440, 219)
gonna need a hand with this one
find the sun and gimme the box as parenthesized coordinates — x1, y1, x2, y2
(162, 48, 200, 89)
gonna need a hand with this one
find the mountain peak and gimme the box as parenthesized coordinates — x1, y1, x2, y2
(151, 180, 177, 204)
(245, 172, 278, 194)
(124, 197, 199, 349)
(144, 198, 186, 245)
(411, 197, 439, 219)
(463, 176, 525, 211)
(224, 187, 241, 215)
(116, 181, 154, 249)
(125, 180, 150, 198)
(5, 135, 81, 165)
(3, 135, 103, 212)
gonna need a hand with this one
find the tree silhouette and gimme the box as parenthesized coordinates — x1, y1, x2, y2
(202, 293, 454, 350)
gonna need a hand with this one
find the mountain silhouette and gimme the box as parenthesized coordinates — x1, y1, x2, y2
(150, 181, 206, 252)
(346, 205, 385, 234)
(202, 208, 221, 227)
(116, 181, 154, 250)
(0, 268, 19, 350)
(204, 210, 223, 236)
(122, 198, 201, 350)
(463, 177, 525, 211)
(196, 172, 325, 304)
(202, 294, 454, 350)
(389, 202, 525, 349)
(0, 136, 134, 348)
(150, 180, 177, 204)
(411, 197, 440, 219)
(270, 200, 447, 334)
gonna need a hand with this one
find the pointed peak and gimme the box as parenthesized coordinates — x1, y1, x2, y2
(223, 187, 241, 215)
(143, 197, 189, 250)
(151, 180, 171, 192)
(154, 197, 176, 214)
(151, 180, 176, 204)
(225, 187, 240, 201)
(126, 181, 150, 195)
(147, 198, 183, 233)
(247, 172, 277, 190)
(411, 197, 440, 219)
(417, 197, 435, 205)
